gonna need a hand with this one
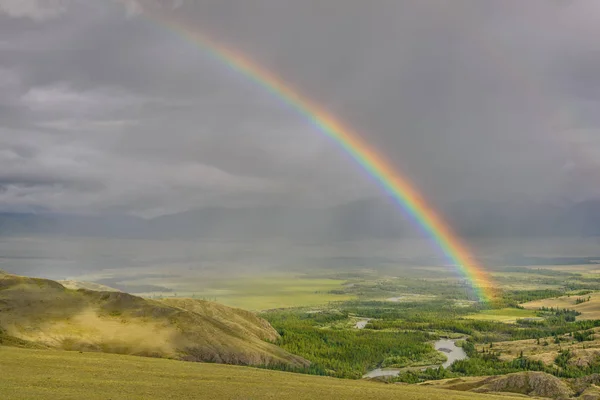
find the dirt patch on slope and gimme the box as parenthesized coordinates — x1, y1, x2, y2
(472, 372, 573, 399)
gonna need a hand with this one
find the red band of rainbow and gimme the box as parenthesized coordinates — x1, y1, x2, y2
(140, 9, 494, 302)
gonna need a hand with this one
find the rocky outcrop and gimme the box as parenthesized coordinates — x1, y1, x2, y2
(472, 372, 573, 399)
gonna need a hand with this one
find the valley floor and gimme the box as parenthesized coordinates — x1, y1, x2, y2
(0, 346, 524, 400)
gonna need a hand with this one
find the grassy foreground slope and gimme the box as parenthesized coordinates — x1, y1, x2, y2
(0, 272, 306, 367)
(0, 346, 525, 400)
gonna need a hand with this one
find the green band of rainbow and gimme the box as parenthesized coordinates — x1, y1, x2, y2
(141, 10, 494, 302)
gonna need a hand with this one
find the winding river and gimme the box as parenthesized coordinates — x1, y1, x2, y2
(354, 318, 372, 329)
(435, 338, 468, 368)
(363, 338, 468, 379)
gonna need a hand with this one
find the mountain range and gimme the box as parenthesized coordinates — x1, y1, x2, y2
(2, 198, 600, 240)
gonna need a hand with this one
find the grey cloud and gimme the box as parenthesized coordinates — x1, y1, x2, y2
(117, 0, 184, 16)
(1, 0, 600, 218)
(0, 0, 70, 21)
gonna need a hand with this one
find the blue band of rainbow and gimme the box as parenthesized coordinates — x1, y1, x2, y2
(139, 8, 494, 302)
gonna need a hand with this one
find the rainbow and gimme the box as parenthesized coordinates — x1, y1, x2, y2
(137, 7, 494, 302)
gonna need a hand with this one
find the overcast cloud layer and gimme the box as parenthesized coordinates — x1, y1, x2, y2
(1, 0, 600, 217)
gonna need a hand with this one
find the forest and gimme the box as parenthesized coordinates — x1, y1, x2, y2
(264, 310, 443, 378)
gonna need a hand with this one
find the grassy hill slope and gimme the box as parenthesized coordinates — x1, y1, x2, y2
(58, 280, 121, 292)
(0, 346, 527, 400)
(0, 272, 306, 367)
(521, 292, 600, 320)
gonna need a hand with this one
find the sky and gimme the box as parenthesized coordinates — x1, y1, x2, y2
(1, 0, 600, 218)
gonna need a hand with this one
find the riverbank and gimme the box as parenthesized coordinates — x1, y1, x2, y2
(363, 338, 468, 379)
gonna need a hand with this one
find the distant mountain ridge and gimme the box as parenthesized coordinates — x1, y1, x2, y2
(2, 199, 600, 239)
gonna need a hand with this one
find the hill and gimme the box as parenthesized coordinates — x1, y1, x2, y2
(521, 292, 600, 320)
(421, 371, 600, 399)
(421, 372, 574, 399)
(58, 280, 121, 292)
(0, 346, 528, 400)
(0, 272, 306, 367)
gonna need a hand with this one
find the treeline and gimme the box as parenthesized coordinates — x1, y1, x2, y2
(336, 278, 482, 301)
(535, 307, 581, 323)
(333, 278, 579, 307)
(498, 289, 563, 306)
(565, 281, 600, 291)
(497, 267, 579, 277)
(575, 296, 591, 304)
(340, 300, 480, 321)
(539, 306, 581, 314)
(368, 317, 600, 343)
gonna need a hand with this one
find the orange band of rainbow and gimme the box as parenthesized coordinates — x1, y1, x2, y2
(141, 10, 494, 302)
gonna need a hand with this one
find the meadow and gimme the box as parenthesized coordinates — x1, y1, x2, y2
(521, 292, 600, 320)
(0, 346, 523, 400)
(463, 308, 539, 323)
(141, 276, 355, 310)
(472, 326, 600, 365)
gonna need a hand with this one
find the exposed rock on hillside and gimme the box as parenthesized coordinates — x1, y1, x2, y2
(472, 372, 573, 399)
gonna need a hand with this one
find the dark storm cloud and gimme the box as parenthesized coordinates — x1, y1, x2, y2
(0, 0, 599, 216)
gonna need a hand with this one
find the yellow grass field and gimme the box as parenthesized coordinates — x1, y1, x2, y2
(138, 277, 355, 311)
(521, 292, 600, 320)
(463, 308, 539, 323)
(0, 346, 525, 400)
(474, 327, 600, 366)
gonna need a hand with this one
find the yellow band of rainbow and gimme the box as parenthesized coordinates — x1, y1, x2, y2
(141, 10, 494, 302)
